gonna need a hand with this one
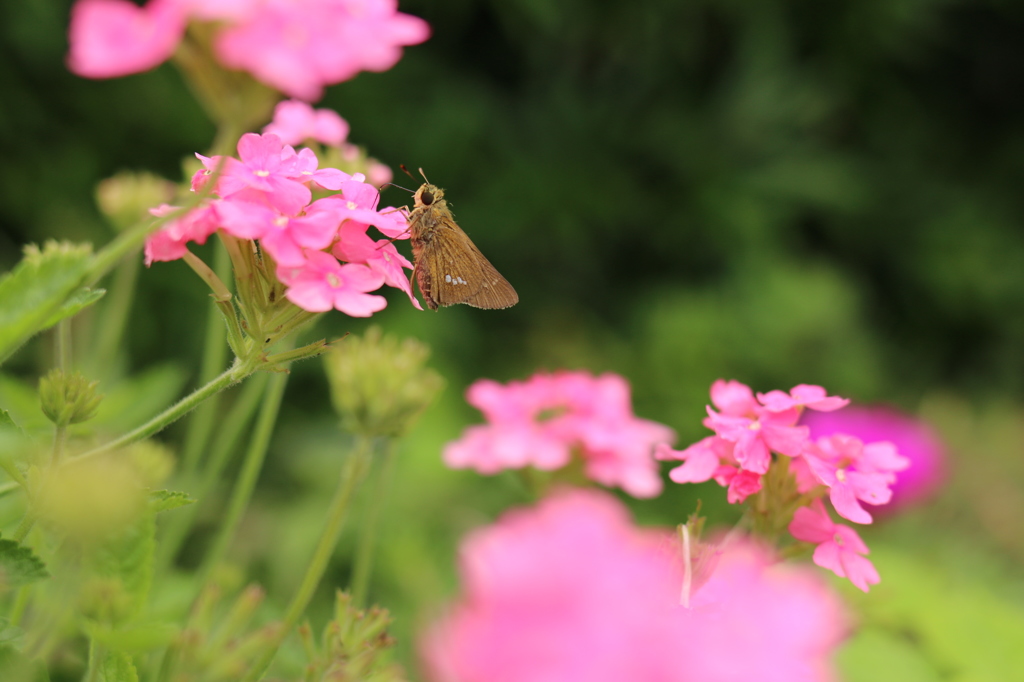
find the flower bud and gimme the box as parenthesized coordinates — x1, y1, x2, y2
(324, 327, 443, 438)
(96, 171, 176, 232)
(39, 369, 103, 427)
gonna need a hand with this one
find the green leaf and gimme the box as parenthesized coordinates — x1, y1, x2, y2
(0, 409, 17, 432)
(40, 287, 106, 330)
(148, 490, 195, 513)
(85, 622, 178, 654)
(97, 650, 138, 682)
(0, 540, 49, 589)
(0, 644, 49, 682)
(0, 242, 93, 366)
(88, 511, 155, 623)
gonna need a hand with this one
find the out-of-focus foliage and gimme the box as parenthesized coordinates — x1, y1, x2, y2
(2, 0, 1024, 679)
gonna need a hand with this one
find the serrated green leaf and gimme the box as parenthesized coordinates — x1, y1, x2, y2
(0, 242, 93, 365)
(0, 644, 49, 682)
(97, 650, 138, 682)
(148, 490, 195, 513)
(85, 622, 178, 654)
(0, 540, 49, 589)
(40, 287, 106, 330)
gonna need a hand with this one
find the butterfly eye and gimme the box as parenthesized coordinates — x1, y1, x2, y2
(420, 189, 434, 205)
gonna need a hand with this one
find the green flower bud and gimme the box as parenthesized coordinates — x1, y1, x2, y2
(95, 171, 176, 232)
(303, 591, 408, 682)
(324, 327, 443, 438)
(39, 369, 103, 427)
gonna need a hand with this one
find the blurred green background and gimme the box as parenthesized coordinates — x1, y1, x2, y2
(3, 0, 1024, 679)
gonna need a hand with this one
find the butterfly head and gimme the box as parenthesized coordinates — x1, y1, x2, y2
(414, 183, 444, 208)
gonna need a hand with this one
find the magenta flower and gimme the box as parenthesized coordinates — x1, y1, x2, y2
(68, 0, 429, 101)
(144, 203, 219, 266)
(332, 221, 420, 309)
(422, 490, 848, 682)
(801, 434, 910, 524)
(789, 501, 880, 592)
(802, 406, 947, 513)
(443, 372, 674, 498)
(703, 406, 808, 474)
(709, 378, 759, 416)
(67, 0, 186, 78)
(263, 100, 350, 146)
(277, 251, 385, 316)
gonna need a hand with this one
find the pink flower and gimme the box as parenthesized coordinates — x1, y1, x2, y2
(703, 406, 809, 475)
(263, 100, 350, 146)
(214, 197, 340, 266)
(444, 372, 674, 498)
(757, 385, 850, 413)
(67, 0, 429, 98)
(197, 133, 312, 216)
(789, 501, 880, 592)
(802, 406, 946, 513)
(422, 490, 847, 682)
(332, 222, 420, 309)
(144, 203, 219, 265)
(67, 0, 186, 78)
(801, 434, 910, 524)
(277, 251, 385, 316)
(214, 0, 431, 101)
(709, 379, 759, 416)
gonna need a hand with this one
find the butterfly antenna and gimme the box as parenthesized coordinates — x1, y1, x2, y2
(379, 181, 414, 194)
(418, 167, 430, 184)
(399, 164, 417, 180)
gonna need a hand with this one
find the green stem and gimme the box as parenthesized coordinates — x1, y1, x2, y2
(156, 372, 269, 573)
(351, 439, 395, 607)
(51, 427, 68, 466)
(196, 370, 289, 585)
(83, 640, 104, 682)
(240, 436, 371, 682)
(180, 243, 232, 475)
(57, 318, 72, 371)
(76, 360, 255, 461)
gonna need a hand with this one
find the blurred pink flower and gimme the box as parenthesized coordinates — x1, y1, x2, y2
(263, 100, 350, 146)
(801, 406, 947, 513)
(422, 490, 847, 682)
(789, 500, 879, 592)
(67, 0, 186, 78)
(801, 435, 910, 524)
(144, 203, 218, 265)
(214, 0, 431, 100)
(443, 372, 674, 498)
(68, 0, 429, 100)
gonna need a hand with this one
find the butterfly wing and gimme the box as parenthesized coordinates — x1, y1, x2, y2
(423, 221, 518, 309)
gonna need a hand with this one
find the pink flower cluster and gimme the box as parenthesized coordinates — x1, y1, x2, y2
(657, 380, 910, 591)
(443, 372, 675, 499)
(67, 0, 430, 100)
(421, 490, 848, 682)
(145, 131, 418, 317)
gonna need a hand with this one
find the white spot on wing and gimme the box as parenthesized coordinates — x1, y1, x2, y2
(445, 274, 452, 283)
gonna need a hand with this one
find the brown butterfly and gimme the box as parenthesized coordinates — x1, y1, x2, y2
(406, 172, 518, 311)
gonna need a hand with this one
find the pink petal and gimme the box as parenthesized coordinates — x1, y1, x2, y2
(709, 379, 757, 416)
(839, 552, 880, 592)
(331, 289, 387, 317)
(829, 482, 873, 524)
(67, 0, 185, 78)
(788, 503, 834, 544)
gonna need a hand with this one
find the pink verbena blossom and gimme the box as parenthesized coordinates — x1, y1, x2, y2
(277, 250, 385, 316)
(144, 134, 414, 317)
(801, 434, 910, 524)
(68, 0, 429, 101)
(421, 490, 848, 682)
(443, 372, 673, 498)
(263, 100, 350, 146)
(789, 500, 880, 592)
(144, 203, 218, 266)
(802, 406, 947, 513)
(67, 0, 186, 78)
